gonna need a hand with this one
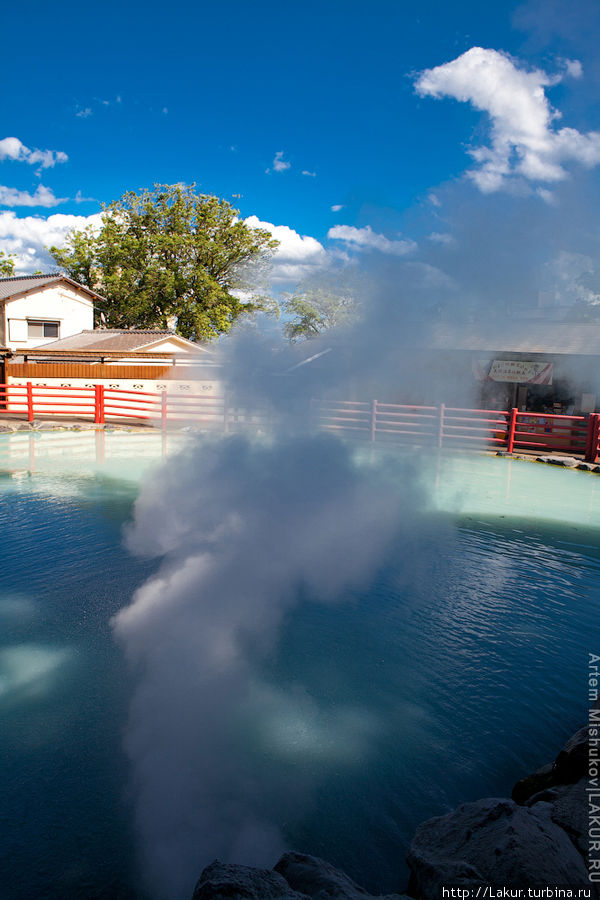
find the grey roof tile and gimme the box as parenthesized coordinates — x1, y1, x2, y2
(0, 273, 106, 302)
(33, 329, 207, 353)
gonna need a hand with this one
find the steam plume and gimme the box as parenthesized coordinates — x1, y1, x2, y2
(113, 433, 420, 899)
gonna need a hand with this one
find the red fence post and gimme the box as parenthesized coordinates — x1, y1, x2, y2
(507, 407, 518, 454)
(371, 399, 377, 442)
(585, 413, 600, 463)
(94, 384, 105, 425)
(437, 403, 445, 449)
(161, 390, 168, 431)
(591, 414, 600, 464)
(26, 382, 34, 423)
(585, 415, 594, 462)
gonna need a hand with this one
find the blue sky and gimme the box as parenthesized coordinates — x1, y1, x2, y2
(2, 0, 600, 302)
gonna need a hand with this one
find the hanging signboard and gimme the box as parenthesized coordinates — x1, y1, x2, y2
(473, 359, 553, 384)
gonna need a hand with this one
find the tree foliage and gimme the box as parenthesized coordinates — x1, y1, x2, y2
(0, 251, 16, 277)
(282, 284, 362, 341)
(50, 184, 279, 341)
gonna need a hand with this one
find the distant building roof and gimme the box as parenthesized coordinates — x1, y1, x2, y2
(0, 273, 106, 303)
(430, 321, 600, 356)
(34, 328, 208, 353)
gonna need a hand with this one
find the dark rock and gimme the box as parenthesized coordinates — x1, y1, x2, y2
(192, 860, 310, 900)
(0, 424, 15, 432)
(547, 456, 579, 467)
(550, 778, 588, 856)
(577, 462, 597, 471)
(406, 798, 588, 900)
(513, 726, 589, 803)
(525, 778, 588, 856)
(554, 725, 590, 782)
(274, 851, 408, 899)
(512, 763, 555, 804)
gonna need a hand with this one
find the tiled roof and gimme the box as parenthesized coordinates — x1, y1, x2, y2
(0, 274, 62, 301)
(430, 321, 600, 356)
(0, 273, 105, 302)
(35, 329, 207, 353)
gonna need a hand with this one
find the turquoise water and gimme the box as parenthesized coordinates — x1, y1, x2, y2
(0, 436, 598, 898)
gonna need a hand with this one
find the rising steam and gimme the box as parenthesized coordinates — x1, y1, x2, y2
(112, 432, 422, 899)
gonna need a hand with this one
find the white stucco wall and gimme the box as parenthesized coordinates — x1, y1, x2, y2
(3, 283, 94, 350)
(6, 375, 223, 395)
(132, 337, 202, 354)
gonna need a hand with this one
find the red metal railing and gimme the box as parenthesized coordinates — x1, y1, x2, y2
(310, 399, 600, 462)
(1, 383, 600, 462)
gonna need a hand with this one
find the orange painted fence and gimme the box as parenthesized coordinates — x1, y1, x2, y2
(1, 383, 599, 462)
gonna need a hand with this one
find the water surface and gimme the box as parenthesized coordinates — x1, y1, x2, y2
(0, 436, 596, 897)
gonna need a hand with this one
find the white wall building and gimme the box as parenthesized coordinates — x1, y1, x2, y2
(0, 274, 97, 350)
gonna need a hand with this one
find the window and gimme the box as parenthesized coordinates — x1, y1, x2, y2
(28, 320, 60, 339)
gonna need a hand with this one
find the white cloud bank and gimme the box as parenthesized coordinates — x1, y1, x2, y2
(415, 47, 600, 193)
(327, 224, 417, 256)
(0, 210, 101, 271)
(0, 137, 68, 169)
(0, 185, 66, 209)
(245, 215, 329, 284)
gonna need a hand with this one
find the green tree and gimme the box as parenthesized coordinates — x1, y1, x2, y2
(50, 184, 279, 341)
(282, 284, 362, 341)
(0, 251, 16, 276)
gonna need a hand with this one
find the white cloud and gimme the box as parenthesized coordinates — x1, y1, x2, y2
(331, 204, 344, 212)
(536, 187, 558, 205)
(0, 137, 68, 169)
(0, 210, 102, 272)
(0, 185, 67, 208)
(272, 151, 291, 173)
(543, 250, 600, 307)
(74, 190, 97, 203)
(428, 232, 457, 247)
(76, 107, 92, 118)
(415, 47, 600, 193)
(327, 224, 417, 256)
(302, 170, 316, 177)
(245, 215, 329, 284)
(563, 58, 583, 79)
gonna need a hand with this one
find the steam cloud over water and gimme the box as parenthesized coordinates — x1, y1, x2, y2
(113, 432, 422, 899)
(111, 16, 600, 895)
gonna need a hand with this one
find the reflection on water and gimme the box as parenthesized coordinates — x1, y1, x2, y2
(0, 435, 597, 897)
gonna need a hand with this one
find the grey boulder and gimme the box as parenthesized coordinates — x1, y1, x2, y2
(527, 777, 589, 857)
(192, 860, 310, 900)
(274, 851, 408, 899)
(407, 798, 588, 900)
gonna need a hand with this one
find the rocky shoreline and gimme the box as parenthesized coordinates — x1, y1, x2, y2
(191, 726, 593, 899)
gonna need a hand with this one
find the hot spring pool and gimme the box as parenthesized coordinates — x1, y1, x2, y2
(0, 432, 597, 899)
